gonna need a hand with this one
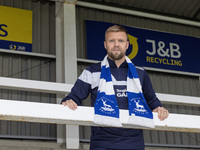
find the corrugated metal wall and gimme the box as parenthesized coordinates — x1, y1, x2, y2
(0, 0, 56, 140)
(76, 6, 200, 147)
(1, 0, 200, 147)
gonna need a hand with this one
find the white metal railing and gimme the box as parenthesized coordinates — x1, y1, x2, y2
(0, 76, 200, 149)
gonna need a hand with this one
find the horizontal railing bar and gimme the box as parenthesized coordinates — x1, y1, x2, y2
(0, 99, 200, 133)
(0, 77, 199, 106)
(0, 135, 56, 141)
(79, 139, 200, 149)
(0, 77, 72, 95)
(0, 48, 56, 59)
(145, 143, 200, 149)
(156, 93, 200, 106)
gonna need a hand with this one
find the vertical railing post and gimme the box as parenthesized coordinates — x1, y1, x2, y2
(55, 0, 79, 149)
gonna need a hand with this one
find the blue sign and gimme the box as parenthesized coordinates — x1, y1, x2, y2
(0, 39, 32, 52)
(86, 20, 200, 74)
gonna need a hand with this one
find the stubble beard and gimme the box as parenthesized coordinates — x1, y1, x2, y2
(108, 50, 125, 60)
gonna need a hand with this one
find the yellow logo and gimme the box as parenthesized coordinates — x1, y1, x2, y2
(127, 34, 139, 60)
(9, 44, 16, 50)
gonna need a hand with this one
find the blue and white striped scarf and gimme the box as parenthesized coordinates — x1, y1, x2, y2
(93, 55, 155, 128)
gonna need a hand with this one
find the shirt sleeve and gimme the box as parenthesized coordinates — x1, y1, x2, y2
(142, 69, 162, 111)
(61, 69, 92, 106)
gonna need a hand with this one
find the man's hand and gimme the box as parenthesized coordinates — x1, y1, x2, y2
(153, 106, 169, 121)
(62, 99, 77, 110)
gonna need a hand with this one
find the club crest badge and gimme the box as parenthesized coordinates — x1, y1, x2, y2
(130, 97, 149, 115)
(134, 99, 147, 112)
(95, 97, 117, 115)
(101, 97, 114, 112)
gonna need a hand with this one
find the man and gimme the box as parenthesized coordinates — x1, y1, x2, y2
(62, 25, 169, 150)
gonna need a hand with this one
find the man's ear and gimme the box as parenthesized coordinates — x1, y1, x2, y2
(126, 41, 129, 49)
(104, 41, 107, 49)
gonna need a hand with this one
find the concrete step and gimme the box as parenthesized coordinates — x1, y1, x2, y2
(0, 139, 65, 150)
(0, 139, 91, 150)
(0, 139, 197, 150)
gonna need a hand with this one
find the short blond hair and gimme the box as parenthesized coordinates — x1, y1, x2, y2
(105, 25, 128, 40)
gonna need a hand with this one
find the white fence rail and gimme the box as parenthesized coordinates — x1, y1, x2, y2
(0, 77, 200, 148)
(0, 99, 200, 133)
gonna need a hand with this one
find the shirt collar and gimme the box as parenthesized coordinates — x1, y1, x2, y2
(107, 57, 128, 68)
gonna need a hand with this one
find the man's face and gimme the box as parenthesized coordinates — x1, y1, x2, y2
(104, 31, 129, 61)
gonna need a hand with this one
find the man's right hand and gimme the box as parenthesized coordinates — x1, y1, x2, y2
(62, 99, 77, 110)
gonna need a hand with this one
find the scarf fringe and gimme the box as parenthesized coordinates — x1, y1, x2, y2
(94, 114, 122, 127)
(127, 115, 155, 128)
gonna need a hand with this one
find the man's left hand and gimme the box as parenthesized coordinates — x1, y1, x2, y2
(153, 106, 169, 121)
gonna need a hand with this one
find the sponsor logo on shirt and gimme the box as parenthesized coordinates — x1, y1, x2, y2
(116, 89, 127, 97)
